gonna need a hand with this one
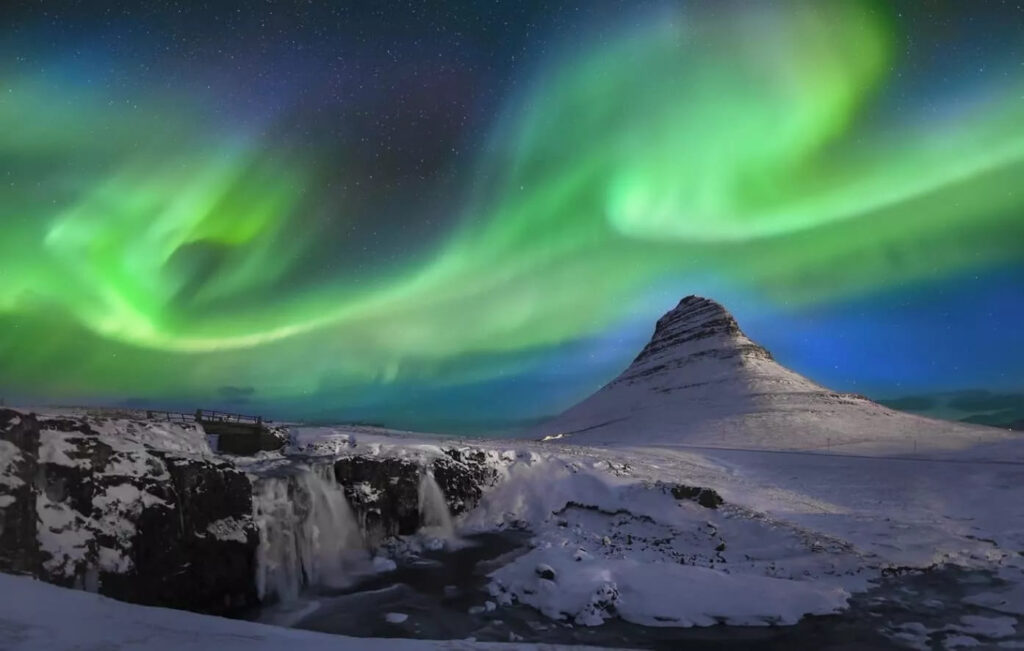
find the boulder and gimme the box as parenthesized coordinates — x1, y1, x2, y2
(669, 483, 724, 509)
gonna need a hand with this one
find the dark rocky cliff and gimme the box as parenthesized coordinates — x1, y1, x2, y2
(333, 447, 499, 546)
(0, 408, 258, 615)
(1, 408, 501, 614)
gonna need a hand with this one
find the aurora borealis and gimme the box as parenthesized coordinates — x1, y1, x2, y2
(2, 1, 1023, 430)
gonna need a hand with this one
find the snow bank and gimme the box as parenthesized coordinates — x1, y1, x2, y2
(489, 546, 848, 627)
(88, 417, 214, 456)
(0, 572, 598, 651)
(287, 427, 357, 456)
(459, 449, 858, 629)
(34, 417, 212, 475)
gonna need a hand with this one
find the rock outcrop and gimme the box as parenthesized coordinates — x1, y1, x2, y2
(332, 447, 499, 546)
(1, 408, 503, 612)
(434, 447, 499, 515)
(0, 408, 258, 615)
(213, 425, 288, 456)
(333, 455, 423, 544)
(538, 295, 1006, 452)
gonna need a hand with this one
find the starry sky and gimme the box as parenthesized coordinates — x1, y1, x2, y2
(2, 1, 1023, 431)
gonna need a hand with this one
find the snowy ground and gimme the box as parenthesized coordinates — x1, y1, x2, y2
(242, 424, 1024, 646)
(4, 412, 1023, 648)
(490, 436, 1024, 647)
(0, 573, 608, 651)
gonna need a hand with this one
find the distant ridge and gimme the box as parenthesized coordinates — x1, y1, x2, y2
(538, 296, 1009, 454)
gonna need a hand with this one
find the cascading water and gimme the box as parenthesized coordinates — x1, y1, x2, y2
(417, 470, 456, 540)
(253, 463, 366, 603)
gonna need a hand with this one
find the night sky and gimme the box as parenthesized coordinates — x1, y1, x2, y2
(2, 1, 1023, 431)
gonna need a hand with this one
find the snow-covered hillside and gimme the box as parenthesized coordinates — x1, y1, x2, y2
(538, 296, 1015, 455)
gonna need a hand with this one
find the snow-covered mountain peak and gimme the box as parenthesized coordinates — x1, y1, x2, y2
(649, 295, 742, 345)
(618, 295, 772, 387)
(538, 295, 1008, 452)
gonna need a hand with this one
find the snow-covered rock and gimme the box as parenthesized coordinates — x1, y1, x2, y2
(461, 447, 867, 630)
(489, 546, 848, 627)
(0, 408, 259, 614)
(2, 410, 503, 614)
(322, 447, 497, 548)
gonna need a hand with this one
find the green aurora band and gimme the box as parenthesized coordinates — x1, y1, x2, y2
(2, 1, 1023, 409)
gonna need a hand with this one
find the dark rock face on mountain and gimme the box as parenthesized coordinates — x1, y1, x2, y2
(621, 295, 773, 386)
(539, 295, 1001, 452)
(0, 408, 259, 615)
(594, 295, 801, 402)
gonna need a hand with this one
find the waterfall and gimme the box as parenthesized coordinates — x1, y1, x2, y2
(417, 471, 456, 540)
(253, 464, 366, 603)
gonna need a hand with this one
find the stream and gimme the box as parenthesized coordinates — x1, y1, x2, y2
(252, 531, 1023, 649)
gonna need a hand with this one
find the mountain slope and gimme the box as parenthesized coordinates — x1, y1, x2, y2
(539, 296, 1009, 453)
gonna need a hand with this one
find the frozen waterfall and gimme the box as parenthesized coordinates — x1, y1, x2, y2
(253, 464, 366, 603)
(418, 471, 456, 540)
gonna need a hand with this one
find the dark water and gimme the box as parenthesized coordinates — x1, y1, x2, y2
(263, 534, 1023, 649)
